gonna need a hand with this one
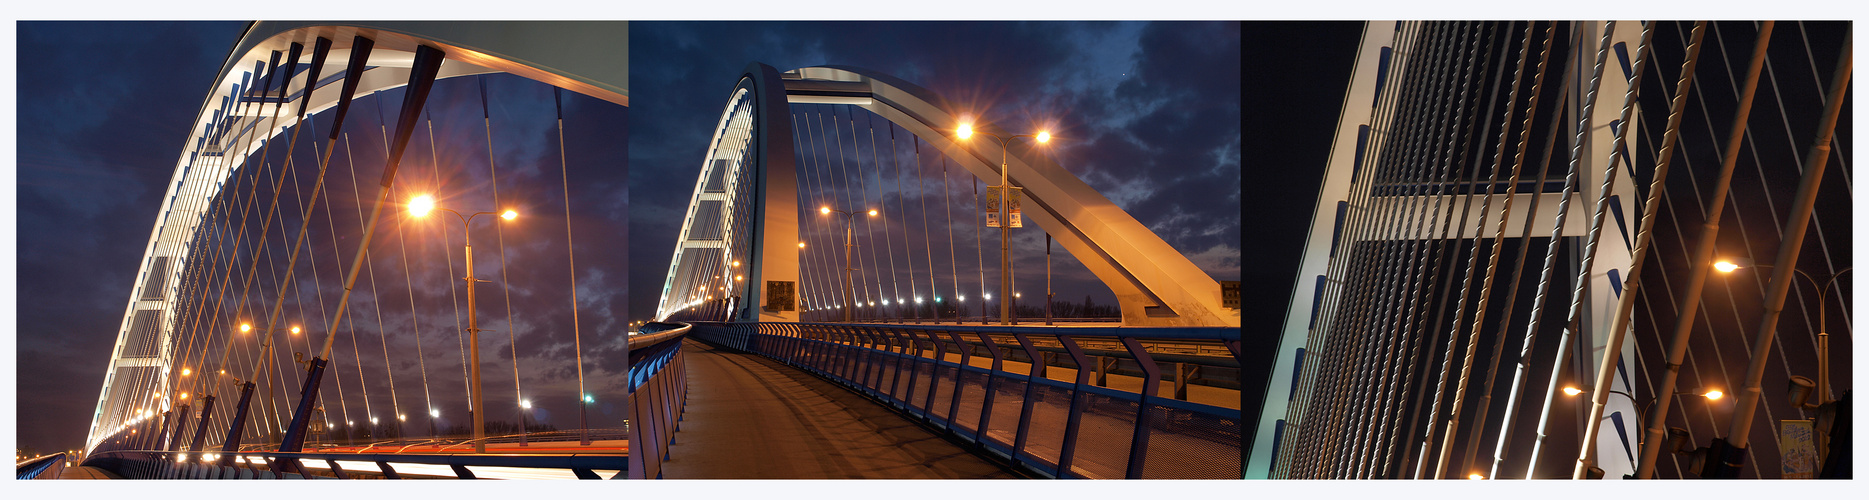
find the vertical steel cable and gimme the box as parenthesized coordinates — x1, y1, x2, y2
(1436, 20, 1556, 479)
(1416, 19, 1515, 478)
(934, 136, 957, 320)
(1631, 20, 1772, 477)
(974, 175, 986, 323)
(359, 97, 401, 435)
(481, 77, 526, 441)
(1465, 22, 1577, 476)
(391, 193, 435, 432)
(434, 104, 472, 416)
(1755, 24, 1849, 275)
(1365, 22, 1494, 477)
(1388, 22, 1486, 477)
(550, 88, 591, 442)
(337, 132, 374, 429)
(302, 115, 354, 437)
(1792, 22, 1852, 198)
(794, 110, 820, 315)
(1301, 21, 1449, 477)
(1280, 21, 1425, 478)
(1488, 21, 1618, 479)
(1524, 21, 1656, 478)
(811, 108, 844, 315)
(1394, 19, 1509, 477)
(283, 114, 347, 437)
(829, 108, 869, 316)
(849, 108, 887, 317)
(1374, 21, 1512, 477)
(868, 112, 903, 318)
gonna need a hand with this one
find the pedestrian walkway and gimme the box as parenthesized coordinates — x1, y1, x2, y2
(54, 466, 119, 479)
(656, 339, 1017, 479)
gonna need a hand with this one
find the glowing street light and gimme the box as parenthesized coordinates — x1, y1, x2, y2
(956, 121, 1053, 325)
(408, 193, 519, 454)
(408, 194, 435, 217)
(1713, 260, 1740, 273)
(821, 206, 878, 322)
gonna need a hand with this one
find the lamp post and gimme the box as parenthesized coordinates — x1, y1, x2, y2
(1714, 260, 1850, 408)
(821, 206, 876, 323)
(409, 194, 517, 454)
(956, 124, 1050, 325)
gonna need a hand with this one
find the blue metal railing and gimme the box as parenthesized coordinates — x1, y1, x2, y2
(17, 453, 68, 480)
(627, 322, 691, 479)
(82, 449, 625, 479)
(688, 321, 1246, 479)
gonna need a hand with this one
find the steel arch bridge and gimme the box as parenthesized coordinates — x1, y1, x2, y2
(1254, 20, 1851, 480)
(87, 21, 628, 463)
(653, 63, 1240, 328)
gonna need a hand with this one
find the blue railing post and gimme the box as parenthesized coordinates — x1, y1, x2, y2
(1011, 333, 1043, 463)
(973, 331, 1005, 447)
(887, 329, 912, 403)
(925, 330, 948, 420)
(1056, 335, 1091, 478)
(944, 331, 971, 430)
(1119, 337, 1162, 479)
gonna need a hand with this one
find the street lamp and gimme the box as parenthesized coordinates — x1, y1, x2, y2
(956, 122, 1050, 325)
(238, 322, 301, 442)
(1564, 386, 1723, 446)
(1715, 259, 1851, 407)
(408, 193, 518, 453)
(821, 206, 877, 322)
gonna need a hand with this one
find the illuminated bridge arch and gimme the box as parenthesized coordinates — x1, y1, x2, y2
(89, 21, 627, 452)
(656, 63, 1238, 328)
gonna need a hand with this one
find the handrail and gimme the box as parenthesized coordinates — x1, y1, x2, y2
(627, 321, 692, 479)
(685, 321, 1246, 479)
(17, 452, 68, 480)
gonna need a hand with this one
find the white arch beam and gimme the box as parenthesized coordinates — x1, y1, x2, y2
(88, 22, 628, 452)
(782, 66, 1237, 327)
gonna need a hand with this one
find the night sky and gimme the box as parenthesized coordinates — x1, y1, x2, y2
(628, 21, 1243, 325)
(13, 21, 630, 455)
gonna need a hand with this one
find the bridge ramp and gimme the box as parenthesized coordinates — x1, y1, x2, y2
(658, 339, 1016, 479)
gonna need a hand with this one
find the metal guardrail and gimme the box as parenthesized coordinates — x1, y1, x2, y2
(688, 321, 1246, 479)
(18, 453, 68, 480)
(82, 449, 625, 479)
(627, 322, 691, 479)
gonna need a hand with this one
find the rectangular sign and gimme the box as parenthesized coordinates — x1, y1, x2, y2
(765, 280, 796, 312)
(1781, 419, 1817, 479)
(984, 186, 1023, 228)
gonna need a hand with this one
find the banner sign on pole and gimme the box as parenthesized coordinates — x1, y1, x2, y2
(984, 186, 1023, 228)
(1781, 419, 1818, 478)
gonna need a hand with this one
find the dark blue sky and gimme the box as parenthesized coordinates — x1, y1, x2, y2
(628, 21, 1243, 324)
(14, 21, 630, 454)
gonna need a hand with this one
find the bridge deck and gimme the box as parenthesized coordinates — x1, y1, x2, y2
(54, 466, 120, 479)
(657, 338, 1017, 479)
